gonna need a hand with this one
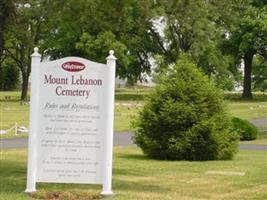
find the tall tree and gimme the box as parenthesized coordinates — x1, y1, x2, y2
(221, 1, 267, 98)
(150, 0, 235, 89)
(5, 0, 50, 100)
(4, 0, 159, 99)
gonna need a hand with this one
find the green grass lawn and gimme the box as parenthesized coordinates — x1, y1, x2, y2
(1, 90, 267, 137)
(0, 91, 28, 101)
(227, 100, 267, 120)
(226, 100, 267, 145)
(1, 90, 267, 200)
(0, 101, 29, 138)
(115, 87, 149, 101)
(0, 147, 266, 200)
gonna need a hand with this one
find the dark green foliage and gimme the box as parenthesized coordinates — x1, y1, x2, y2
(253, 55, 267, 92)
(0, 60, 19, 90)
(133, 56, 239, 161)
(231, 117, 258, 141)
(220, 2, 267, 98)
(152, 0, 239, 90)
(42, 0, 157, 83)
(0, 0, 15, 57)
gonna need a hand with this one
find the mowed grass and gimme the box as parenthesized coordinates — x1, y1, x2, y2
(1, 90, 267, 136)
(115, 87, 149, 101)
(0, 90, 145, 137)
(227, 100, 267, 120)
(226, 100, 267, 145)
(1, 90, 267, 199)
(0, 147, 267, 200)
(115, 89, 267, 132)
(0, 101, 29, 138)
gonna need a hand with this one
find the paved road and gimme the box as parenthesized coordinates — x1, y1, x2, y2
(250, 118, 267, 127)
(0, 132, 135, 149)
(239, 144, 267, 151)
(1, 132, 266, 151)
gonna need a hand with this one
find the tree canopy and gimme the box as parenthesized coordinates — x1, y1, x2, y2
(150, 0, 239, 90)
(220, 0, 267, 98)
(41, 0, 158, 83)
(1, 0, 266, 99)
(0, 0, 15, 58)
(4, 0, 50, 100)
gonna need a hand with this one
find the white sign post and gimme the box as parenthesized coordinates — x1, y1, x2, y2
(25, 48, 116, 196)
(25, 47, 41, 193)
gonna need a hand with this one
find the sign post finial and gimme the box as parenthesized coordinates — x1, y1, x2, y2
(106, 50, 117, 60)
(31, 47, 41, 57)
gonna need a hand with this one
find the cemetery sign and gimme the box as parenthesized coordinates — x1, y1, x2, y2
(25, 48, 116, 196)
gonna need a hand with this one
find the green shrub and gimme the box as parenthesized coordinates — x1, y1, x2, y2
(133, 56, 239, 161)
(231, 117, 258, 141)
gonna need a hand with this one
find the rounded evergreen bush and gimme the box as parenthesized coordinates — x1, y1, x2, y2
(133, 56, 239, 161)
(231, 117, 258, 141)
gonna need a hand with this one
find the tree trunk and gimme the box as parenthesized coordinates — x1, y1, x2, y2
(21, 72, 29, 101)
(242, 52, 254, 99)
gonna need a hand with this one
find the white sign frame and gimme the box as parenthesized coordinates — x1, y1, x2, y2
(25, 48, 116, 196)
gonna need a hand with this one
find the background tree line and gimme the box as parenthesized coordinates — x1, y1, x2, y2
(0, 0, 266, 100)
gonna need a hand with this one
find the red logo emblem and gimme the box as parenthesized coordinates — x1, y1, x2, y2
(62, 61, 85, 72)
